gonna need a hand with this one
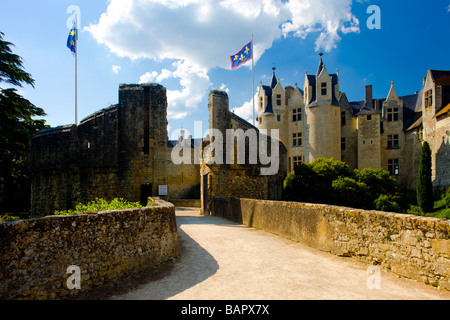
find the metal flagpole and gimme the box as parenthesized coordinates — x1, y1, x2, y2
(75, 14, 78, 126)
(251, 34, 255, 127)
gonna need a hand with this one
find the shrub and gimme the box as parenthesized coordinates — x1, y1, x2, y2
(309, 158, 352, 186)
(0, 215, 20, 222)
(374, 194, 402, 213)
(354, 168, 400, 201)
(283, 162, 321, 203)
(54, 198, 147, 216)
(331, 176, 369, 209)
(407, 205, 423, 216)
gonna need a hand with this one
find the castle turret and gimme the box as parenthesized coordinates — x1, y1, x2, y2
(303, 54, 341, 162)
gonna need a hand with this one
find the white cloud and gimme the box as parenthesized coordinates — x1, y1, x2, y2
(139, 71, 158, 83)
(140, 60, 211, 119)
(219, 83, 230, 93)
(87, 0, 360, 118)
(447, 4, 450, 12)
(112, 65, 121, 74)
(232, 90, 259, 124)
(281, 0, 360, 52)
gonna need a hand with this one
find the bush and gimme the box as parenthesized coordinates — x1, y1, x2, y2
(283, 158, 408, 211)
(283, 162, 322, 203)
(54, 198, 148, 216)
(354, 168, 399, 200)
(0, 215, 20, 222)
(374, 194, 402, 213)
(331, 176, 369, 209)
(309, 158, 352, 187)
(407, 205, 423, 216)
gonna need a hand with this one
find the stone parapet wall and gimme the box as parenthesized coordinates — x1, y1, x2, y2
(213, 198, 449, 291)
(0, 200, 178, 300)
(170, 199, 201, 208)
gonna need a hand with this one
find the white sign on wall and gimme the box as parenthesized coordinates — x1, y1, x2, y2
(158, 185, 168, 196)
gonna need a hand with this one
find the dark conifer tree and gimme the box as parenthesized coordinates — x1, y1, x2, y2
(416, 141, 434, 213)
(0, 31, 48, 213)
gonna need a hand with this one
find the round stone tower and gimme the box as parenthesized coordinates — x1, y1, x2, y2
(303, 54, 341, 162)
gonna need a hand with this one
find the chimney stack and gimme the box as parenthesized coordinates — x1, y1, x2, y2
(365, 85, 373, 109)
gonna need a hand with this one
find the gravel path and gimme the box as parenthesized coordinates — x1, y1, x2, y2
(110, 208, 450, 300)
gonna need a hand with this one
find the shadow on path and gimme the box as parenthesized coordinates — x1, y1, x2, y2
(75, 211, 218, 300)
(101, 214, 219, 300)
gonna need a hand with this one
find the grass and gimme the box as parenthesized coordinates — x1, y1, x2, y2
(407, 191, 450, 219)
(54, 198, 152, 216)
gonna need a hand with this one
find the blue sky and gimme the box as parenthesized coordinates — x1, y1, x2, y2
(1, 0, 449, 139)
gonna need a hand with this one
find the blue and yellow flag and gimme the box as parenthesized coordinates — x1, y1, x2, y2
(230, 40, 252, 70)
(67, 24, 77, 55)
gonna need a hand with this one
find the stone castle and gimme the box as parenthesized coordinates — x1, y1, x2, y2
(30, 56, 449, 216)
(30, 84, 200, 215)
(257, 55, 450, 191)
(30, 84, 286, 216)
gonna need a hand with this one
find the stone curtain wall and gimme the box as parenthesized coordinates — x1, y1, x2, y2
(0, 200, 178, 300)
(213, 198, 450, 291)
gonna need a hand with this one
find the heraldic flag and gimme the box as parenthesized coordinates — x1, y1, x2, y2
(67, 23, 78, 55)
(230, 40, 252, 70)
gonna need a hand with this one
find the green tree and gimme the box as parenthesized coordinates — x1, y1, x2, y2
(331, 176, 369, 209)
(416, 141, 433, 213)
(283, 162, 321, 203)
(354, 168, 400, 202)
(374, 194, 402, 213)
(0, 31, 47, 213)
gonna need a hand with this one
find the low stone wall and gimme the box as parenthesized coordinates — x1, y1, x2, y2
(213, 198, 450, 291)
(170, 199, 201, 208)
(0, 200, 178, 300)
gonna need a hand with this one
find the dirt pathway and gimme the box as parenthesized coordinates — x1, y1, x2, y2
(110, 208, 450, 300)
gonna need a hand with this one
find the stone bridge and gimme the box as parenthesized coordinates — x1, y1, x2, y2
(109, 207, 450, 300)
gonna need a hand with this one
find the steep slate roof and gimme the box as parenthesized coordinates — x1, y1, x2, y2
(261, 68, 278, 115)
(316, 54, 325, 77)
(270, 68, 278, 89)
(430, 70, 450, 86)
(429, 70, 450, 114)
(350, 93, 421, 132)
(354, 103, 381, 116)
(306, 71, 340, 108)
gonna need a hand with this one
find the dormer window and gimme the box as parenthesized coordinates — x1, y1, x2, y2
(387, 108, 399, 122)
(276, 94, 282, 106)
(321, 83, 327, 96)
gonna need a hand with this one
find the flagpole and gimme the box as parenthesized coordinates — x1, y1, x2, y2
(75, 14, 78, 126)
(251, 34, 255, 127)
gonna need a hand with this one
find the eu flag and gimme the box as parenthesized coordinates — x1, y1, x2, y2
(230, 40, 252, 70)
(67, 24, 77, 55)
